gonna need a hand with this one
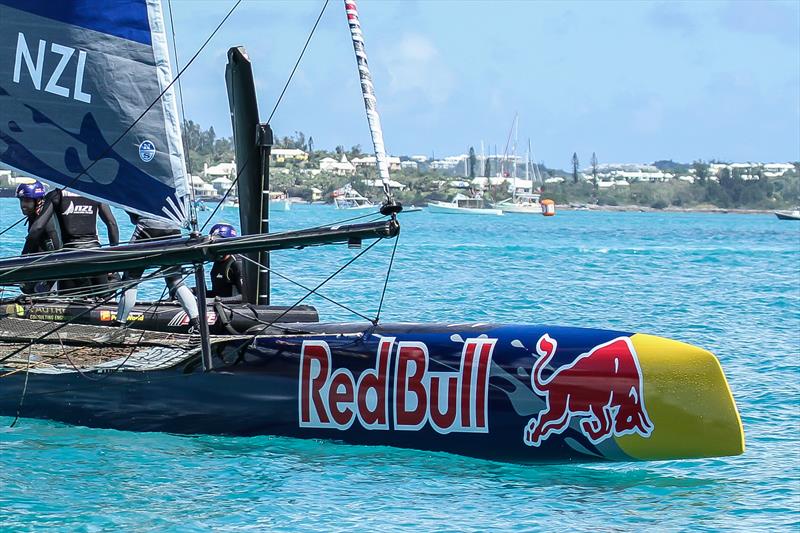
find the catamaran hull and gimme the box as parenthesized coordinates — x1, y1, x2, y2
(0, 323, 744, 464)
(0, 300, 319, 334)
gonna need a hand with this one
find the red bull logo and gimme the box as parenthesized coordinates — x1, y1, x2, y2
(524, 334, 654, 447)
(299, 337, 496, 433)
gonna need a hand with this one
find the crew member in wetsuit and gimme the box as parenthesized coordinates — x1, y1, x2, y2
(16, 181, 62, 294)
(24, 189, 119, 294)
(207, 223, 243, 300)
(109, 212, 200, 334)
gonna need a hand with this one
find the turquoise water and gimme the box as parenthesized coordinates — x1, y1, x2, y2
(1, 200, 798, 531)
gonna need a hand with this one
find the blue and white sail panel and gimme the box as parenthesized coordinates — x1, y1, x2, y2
(0, 0, 189, 225)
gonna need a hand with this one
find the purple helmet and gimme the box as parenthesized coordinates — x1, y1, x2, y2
(16, 180, 46, 200)
(209, 223, 237, 239)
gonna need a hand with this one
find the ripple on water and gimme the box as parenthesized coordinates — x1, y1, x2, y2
(0, 203, 798, 530)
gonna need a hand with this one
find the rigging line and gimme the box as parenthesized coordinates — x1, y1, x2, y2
(198, 164, 246, 232)
(0, 0, 242, 238)
(8, 344, 32, 428)
(197, 0, 331, 232)
(0, 217, 26, 240)
(1, 273, 179, 373)
(245, 237, 383, 339)
(0, 248, 187, 283)
(167, 0, 199, 224)
(267, 0, 330, 124)
(211, 302, 311, 336)
(0, 267, 173, 365)
(23, 268, 184, 302)
(238, 254, 373, 322)
(47, 273, 183, 383)
(373, 227, 400, 325)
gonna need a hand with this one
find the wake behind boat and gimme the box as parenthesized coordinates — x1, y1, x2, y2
(0, 0, 743, 464)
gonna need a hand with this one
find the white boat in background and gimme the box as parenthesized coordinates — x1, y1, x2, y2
(269, 192, 291, 212)
(333, 185, 377, 210)
(493, 192, 542, 214)
(428, 193, 503, 216)
(775, 209, 800, 220)
(492, 137, 545, 215)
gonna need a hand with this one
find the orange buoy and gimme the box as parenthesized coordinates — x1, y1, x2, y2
(541, 199, 556, 216)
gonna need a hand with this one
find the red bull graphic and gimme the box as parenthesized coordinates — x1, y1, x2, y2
(299, 337, 496, 434)
(524, 334, 654, 446)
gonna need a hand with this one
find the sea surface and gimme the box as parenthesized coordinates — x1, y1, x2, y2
(0, 200, 798, 531)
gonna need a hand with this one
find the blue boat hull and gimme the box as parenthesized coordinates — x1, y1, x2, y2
(0, 322, 744, 463)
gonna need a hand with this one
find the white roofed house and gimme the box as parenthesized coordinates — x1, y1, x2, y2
(351, 155, 401, 172)
(319, 155, 356, 176)
(762, 163, 794, 178)
(364, 178, 405, 191)
(210, 176, 235, 198)
(189, 174, 216, 199)
(203, 161, 236, 180)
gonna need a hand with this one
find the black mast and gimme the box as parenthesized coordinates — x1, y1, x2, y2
(225, 46, 271, 305)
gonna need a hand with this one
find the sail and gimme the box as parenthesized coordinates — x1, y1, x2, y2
(0, 0, 190, 225)
(344, 1, 391, 192)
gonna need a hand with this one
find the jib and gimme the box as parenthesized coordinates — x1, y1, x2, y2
(299, 337, 495, 434)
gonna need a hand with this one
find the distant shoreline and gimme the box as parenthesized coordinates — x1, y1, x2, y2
(558, 204, 775, 215)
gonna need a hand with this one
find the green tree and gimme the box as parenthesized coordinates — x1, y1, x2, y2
(572, 152, 579, 184)
(692, 160, 709, 183)
(590, 152, 598, 188)
(468, 147, 476, 179)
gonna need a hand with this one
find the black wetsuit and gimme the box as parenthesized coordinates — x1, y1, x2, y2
(126, 213, 182, 278)
(24, 210, 61, 254)
(25, 190, 120, 294)
(209, 255, 243, 299)
(20, 206, 62, 294)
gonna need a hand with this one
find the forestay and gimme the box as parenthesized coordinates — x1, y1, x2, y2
(0, 0, 190, 225)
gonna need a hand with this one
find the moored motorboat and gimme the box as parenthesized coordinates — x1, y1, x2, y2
(493, 193, 543, 214)
(428, 194, 503, 215)
(775, 209, 800, 220)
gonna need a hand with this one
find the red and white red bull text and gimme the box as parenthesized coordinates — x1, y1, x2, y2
(299, 337, 496, 433)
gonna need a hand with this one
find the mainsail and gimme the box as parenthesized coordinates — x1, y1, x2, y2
(0, 0, 190, 225)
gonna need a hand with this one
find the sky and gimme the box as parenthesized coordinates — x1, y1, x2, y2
(164, 0, 800, 169)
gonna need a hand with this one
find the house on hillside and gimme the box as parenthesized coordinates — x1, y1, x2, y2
(364, 178, 405, 191)
(211, 176, 234, 197)
(189, 175, 216, 199)
(319, 155, 356, 176)
(351, 155, 401, 172)
(203, 161, 236, 180)
(271, 148, 308, 164)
